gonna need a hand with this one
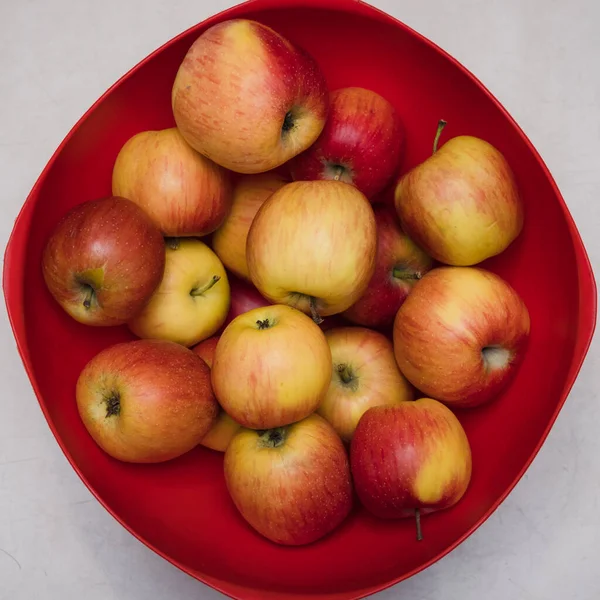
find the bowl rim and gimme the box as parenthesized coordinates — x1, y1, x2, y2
(3, 0, 597, 598)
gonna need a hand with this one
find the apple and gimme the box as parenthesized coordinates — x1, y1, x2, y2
(212, 172, 288, 280)
(350, 399, 472, 539)
(290, 87, 405, 199)
(192, 336, 241, 452)
(76, 339, 219, 463)
(42, 196, 165, 326)
(393, 266, 530, 408)
(172, 19, 329, 174)
(318, 326, 413, 442)
(224, 413, 353, 545)
(343, 206, 434, 328)
(128, 238, 230, 347)
(111, 127, 233, 237)
(223, 276, 271, 328)
(394, 120, 524, 266)
(212, 304, 332, 429)
(246, 180, 377, 322)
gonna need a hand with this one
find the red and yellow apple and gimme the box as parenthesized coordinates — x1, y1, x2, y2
(350, 399, 472, 538)
(192, 336, 241, 452)
(393, 266, 530, 408)
(212, 304, 332, 429)
(128, 238, 230, 347)
(291, 87, 405, 199)
(343, 206, 434, 328)
(42, 196, 165, 326)
(224, 413, 353, 545)
(212, 172, 288, 280)
(172, 19, 329, 174)
(111, 127, 232, 237)
(394, 123, 524, 266)
(246, 180, 377, 321)
(76, 339, 219, 463)
(318, 326, 413, 442)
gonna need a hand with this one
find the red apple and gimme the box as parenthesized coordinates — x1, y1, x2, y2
(246, 180, 377, 321)
(193, 336, 241, 452)
(223, 276, 271, 328)
(291, 87, 405, 198)
(76, 339, 219, 463)
(212, 172, 288, 281)
(394, 120, 524, 266)
(42, 196, 165, 326)
(350, 399, 472, 539)
(318, 326, 413, 442)
(111, 127, 233, 237)
(343, 206, 434, 328)
(172, 19, 329, 174)
(224, 413, 353, 545)
(212, 304, 332, 429)
(393, 266, 530, 408)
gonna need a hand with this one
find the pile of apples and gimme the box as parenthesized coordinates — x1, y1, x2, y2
(41, 18, 530, 545)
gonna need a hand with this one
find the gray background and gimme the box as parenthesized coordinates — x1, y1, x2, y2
(1, 0, 598, 598)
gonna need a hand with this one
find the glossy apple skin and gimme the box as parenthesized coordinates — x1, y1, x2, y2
(192, 336, 241, 452)
(319, 327, 413, 442)
(291, 87, 405, 199)
(76, 339, 219, 463)
(393, 266, 530, 408)
(343, 206, 434, 328)
(212, 304, 332, 429)
(224, 414, 353, 545)
(172, 19, 329, 174)
(246, 180, 377, 317)
(111, 128, 232, 237)
(128, 238, 230, 347)
(42, 196, 165, 326)
(394, 135, 524, 266)
(212, 172, 288, 280)
(351, 399, 472, 519)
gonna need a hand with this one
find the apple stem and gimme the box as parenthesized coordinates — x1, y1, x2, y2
(432, 119, 447, 154)
(415, 508, 423, 541)
(309, 297, 324, 325)
(190, 275, 221, 297)
(82, 285, 94, 310)
(392, 268, 422, 281)
(333, 165, 344, 181)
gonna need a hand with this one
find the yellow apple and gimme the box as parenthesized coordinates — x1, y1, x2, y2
(128, 238, 230, 347)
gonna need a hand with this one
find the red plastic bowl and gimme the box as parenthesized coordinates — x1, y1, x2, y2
(3, 0, 596, 598)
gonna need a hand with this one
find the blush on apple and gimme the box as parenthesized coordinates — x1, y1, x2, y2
(291, 86, 405, 199)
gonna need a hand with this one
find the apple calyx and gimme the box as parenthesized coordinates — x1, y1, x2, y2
(104, 391, 120, 418)
(281, 110, 296, 137)
(190, 275, 221, 297)
(392, 265, 422, 281)
(432, 119, 447, 154)
(256, 318, 273, 330)
(335, 363, 359, 392)
(257, 427, 287, 448)
(415, 508, 423, 541)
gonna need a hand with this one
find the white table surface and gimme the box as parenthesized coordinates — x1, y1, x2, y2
(1, 0, 598, 598)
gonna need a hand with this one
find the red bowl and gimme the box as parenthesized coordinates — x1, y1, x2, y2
(3, 0, 596, 598)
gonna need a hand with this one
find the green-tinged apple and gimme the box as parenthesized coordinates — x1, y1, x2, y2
(246, 180, 377, 322)
(394, 120, 524, 266)
(350, 399, 472, 539)
(172, 19, 329, 174)
(224, 413, 353, 545)
(212, 172, 288, 280)
(76, 339, 219, 463)
(128, 238, 230, 347)
(319, 327, 413, 442)
(343, 206, 434, 328)
(42, 196, 165, 326)
(212, 304, 332, 429)
(393, 266, 530, 408)
(193, 335, 241, 452)
(112, 127, 233, 237)
(291, 87, 405, 199)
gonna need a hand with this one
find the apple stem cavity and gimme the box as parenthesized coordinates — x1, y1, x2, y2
(190, 275, 221, 297)
(165, 237, 181, 250)
(481, 345, 511, 372)
(415, 508, 423, 541)
(258, 427, 287, 448)
(82, 284, 95, 310)
(432, 119, 447, 154)
(332, 165, 345, 181)
(309, 296, 324, 325)
(104, 392, 120, 418)
(392, 267, 422, 281)
(281, 110, 295, 136)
